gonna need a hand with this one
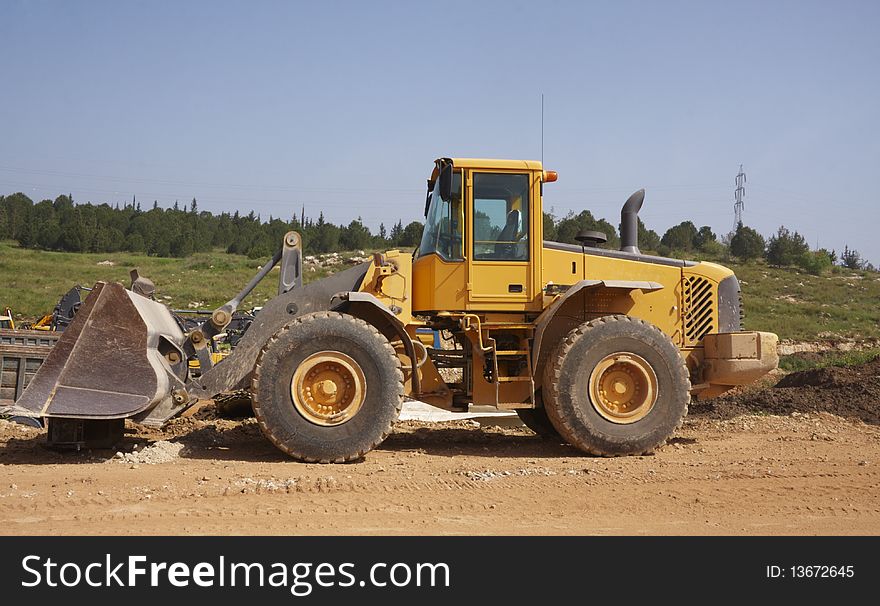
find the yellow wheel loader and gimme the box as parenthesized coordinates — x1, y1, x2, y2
(7, 158, 778, 460)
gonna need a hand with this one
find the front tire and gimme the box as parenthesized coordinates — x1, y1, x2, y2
(252, 311, 404, 463)
(543, 315, 690, 456)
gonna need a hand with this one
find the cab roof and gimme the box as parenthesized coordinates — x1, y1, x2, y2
(447, 158, 544, 171)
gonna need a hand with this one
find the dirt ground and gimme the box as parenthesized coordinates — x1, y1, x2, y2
(2, 360, 879, 536)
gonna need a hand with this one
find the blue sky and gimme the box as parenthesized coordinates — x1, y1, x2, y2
(1, 1, 878, 263)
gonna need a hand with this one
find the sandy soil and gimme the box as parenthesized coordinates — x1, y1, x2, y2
(2, 362, 879, 536)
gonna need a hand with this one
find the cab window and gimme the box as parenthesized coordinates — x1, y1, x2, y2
(418, 172, 463, 261)
(472, 173, 529, 261)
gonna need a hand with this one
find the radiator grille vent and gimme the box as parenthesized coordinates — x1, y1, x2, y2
(683, 276, 715, 345)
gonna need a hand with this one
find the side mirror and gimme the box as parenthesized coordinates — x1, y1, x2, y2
(439, 163, 453, 202)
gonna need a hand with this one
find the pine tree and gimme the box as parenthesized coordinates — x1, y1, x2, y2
(390, 220, 404, 245)
(660, 221, 698, 251)
(729, 222, 765, 260)
(841, 245, 863, 270)
(400, 221, 424, 247)
(766, 226, 809, 266)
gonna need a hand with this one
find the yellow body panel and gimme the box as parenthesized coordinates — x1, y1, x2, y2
(412, 254, 467, 313)
(688, 260, 734, 283)
(542, 247, 686, 341)
(358, 250, 414, 325)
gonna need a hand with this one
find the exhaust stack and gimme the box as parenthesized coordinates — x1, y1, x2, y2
(620, 189, 645, 254)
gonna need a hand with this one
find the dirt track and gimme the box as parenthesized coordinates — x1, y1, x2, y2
(2, 362, 880, 536)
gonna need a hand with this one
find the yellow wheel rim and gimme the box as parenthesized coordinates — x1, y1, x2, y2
(291, 351, 366, 426)
(589, 352, 658, 424)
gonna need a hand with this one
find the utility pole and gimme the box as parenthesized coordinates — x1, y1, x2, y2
(733, 164, 746, 229)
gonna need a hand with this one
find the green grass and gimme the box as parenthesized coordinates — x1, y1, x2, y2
(2, 242, 880, 342)
(727, 259, 880, 341)
(0, 241, 342, 319)
(779, 349, 880, 372)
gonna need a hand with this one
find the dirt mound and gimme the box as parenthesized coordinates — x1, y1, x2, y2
(775, 362, 873, 388)
(109, 440, 186, 465)
(710, 358, 880, 424)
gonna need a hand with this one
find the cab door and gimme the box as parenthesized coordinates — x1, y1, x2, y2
(466, 170, 538, 309)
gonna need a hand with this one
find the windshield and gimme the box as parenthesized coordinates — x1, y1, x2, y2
(418, 172, 463, 261)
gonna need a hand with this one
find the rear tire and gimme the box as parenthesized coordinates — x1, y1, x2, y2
(252, 311, 404, 463)
(543, 315, 690, 456)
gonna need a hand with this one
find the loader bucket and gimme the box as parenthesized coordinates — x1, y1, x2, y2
(14, 281, 188, 423)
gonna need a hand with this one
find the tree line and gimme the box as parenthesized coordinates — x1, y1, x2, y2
(0, 192, 424, 258)
(540, 209, 874, 273)
(727, 222, 872, 273)
(0, 191, 872, 274)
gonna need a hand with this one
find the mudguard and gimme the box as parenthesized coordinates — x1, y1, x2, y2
(532, 279, 664, 377)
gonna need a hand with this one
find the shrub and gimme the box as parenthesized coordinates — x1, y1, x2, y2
(797, 250, 832, 275)
(661, 221, 698, 251)
(729, 223, 765, 260)
(766, 226, 809, 266)
(706, 240, 728, 259)
(841, 245, 863, 270)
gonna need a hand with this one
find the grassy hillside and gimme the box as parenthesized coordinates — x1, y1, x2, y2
(2, 241, 879, 341)
(732, 260, 880, 340)
(0, 241, 343, 319)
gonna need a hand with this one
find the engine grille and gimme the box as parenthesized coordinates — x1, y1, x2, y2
(682, 276, 715, 346)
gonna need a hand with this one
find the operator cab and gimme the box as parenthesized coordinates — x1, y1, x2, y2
(413, 157, 549, 313)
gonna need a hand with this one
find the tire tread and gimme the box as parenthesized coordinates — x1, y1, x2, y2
(542, 315, 690, 456)
(251, 311, 404, 463)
